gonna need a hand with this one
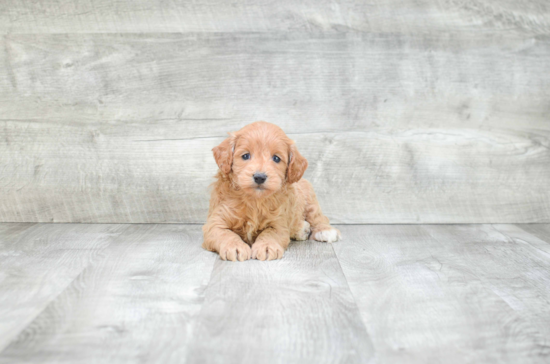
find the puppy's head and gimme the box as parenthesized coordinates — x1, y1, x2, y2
(212, 121, 307, 197)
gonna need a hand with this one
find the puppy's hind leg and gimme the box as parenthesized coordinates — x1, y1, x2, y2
(298, 180, 341, 243)
(291, 220, 311, 241)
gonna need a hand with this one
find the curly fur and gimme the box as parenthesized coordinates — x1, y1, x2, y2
(202, 121, 341, 261)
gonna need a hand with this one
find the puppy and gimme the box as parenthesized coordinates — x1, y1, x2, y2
(202, 121, 341, 261)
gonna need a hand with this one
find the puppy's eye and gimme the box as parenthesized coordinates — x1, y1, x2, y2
(272, 155, 281, 163)
(242, 153, 250, 160)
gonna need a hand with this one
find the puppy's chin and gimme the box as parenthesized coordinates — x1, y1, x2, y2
(246, 185, 275, 198)
(235, 181, 279, 198)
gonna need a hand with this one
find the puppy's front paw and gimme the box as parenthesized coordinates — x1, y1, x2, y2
(219, 240, 251, 262)
(251, 241, 284, 261)
(312, 227, 341, 243)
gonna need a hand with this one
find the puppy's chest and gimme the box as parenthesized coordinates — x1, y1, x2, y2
(233, 212, 272, 245)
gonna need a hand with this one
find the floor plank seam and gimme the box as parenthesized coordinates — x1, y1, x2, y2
(0, 224, 139, 355)
(493, 224, 550, 258)
(329, 242, 378, 363)
(180, 251, 220, 361)
(0, 248, 112, 355)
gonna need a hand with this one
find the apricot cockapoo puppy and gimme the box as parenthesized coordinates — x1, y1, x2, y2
(202, 121, 341, 261)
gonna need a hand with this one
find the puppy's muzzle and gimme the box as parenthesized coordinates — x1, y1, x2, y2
(253, 173, 267, 185)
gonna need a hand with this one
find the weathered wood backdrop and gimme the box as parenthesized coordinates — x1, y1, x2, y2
(1, 1, 549, 223)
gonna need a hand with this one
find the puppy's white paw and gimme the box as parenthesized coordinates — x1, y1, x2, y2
(312, 228, 341, 243)
(293, 221, 311, 241)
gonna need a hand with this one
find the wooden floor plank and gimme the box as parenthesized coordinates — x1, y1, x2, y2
(515, 224, 550, 245)
(2, 0, 549, 34)
(0, 223, 127, 352)
(0, 222, 36, 238)
(495, 224, 550, 257)
(0, 224, 216, 363)
(186, 240, 374, 364)
(2, 223, 550, 363)
(333, 224, 550, 364)
(423, 224, 550, 361)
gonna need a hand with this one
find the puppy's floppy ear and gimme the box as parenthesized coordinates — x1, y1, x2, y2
(212, 133, 236, 175)
(287, 143, 308, 184)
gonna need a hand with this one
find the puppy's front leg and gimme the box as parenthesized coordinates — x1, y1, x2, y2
(251, 226, 289, 261)
(202, 223, 251, 262)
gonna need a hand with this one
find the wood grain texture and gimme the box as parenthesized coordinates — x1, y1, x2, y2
(186, 240, 374, 364)
(1, 33, 549, 132)
(333, 224, 550, 364)
(0, 0, 548, 34)
(497, 224, 550, 256)
(1, 31, 549, 223)
(425, 224, 550, 359)
(1, 222, 550, 363)
(1, 124, 549, 223)
(0, 224, 216, 363)
(0, 223, 128, 352)
(516, 224, 550, 243)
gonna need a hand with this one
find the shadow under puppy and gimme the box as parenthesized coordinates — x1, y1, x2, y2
(202, 121, 341, 261)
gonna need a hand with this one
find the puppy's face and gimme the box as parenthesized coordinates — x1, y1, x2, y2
(213, 122, 308, 198)
(232, 130, 288, 197)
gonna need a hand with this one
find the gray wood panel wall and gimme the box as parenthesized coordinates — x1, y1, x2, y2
(1, 1, 549, 223)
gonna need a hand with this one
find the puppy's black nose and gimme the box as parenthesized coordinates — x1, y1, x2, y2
(253, 173, 267, 185)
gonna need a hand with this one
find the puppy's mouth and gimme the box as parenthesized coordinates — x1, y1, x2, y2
(250, 183, 272, 195)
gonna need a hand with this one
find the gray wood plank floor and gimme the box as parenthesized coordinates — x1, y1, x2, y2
(0, 223, 549, 363)
(2, 0, 548, 34)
